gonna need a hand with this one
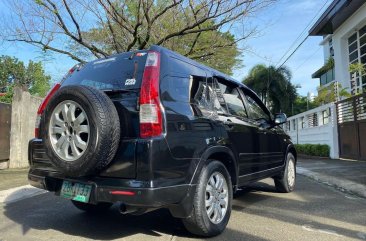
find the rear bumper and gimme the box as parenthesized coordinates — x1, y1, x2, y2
(28, 168, 193, 207)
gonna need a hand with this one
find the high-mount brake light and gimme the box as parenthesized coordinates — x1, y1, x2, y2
(139, 51, 163, 138)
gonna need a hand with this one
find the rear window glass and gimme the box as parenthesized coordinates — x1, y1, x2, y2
(62, 52, 148, 90)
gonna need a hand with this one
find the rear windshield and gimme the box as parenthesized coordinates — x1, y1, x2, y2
(62, 52, 148, 90)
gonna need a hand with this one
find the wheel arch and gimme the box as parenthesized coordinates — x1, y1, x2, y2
(286, 144, 297, 163)
(191, 146, 239, 189)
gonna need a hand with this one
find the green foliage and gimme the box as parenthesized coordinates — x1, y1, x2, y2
(314, 82, 350, 105)
(242, 64, 297, 114)
(349, 62, 366, 75)
(26, 61, 51, 97)
(312, 57, 334, 78)
(291, 96, 319, 116)
(0, 86, 13, 103)
(0, 56, 50, 103)
(294, 144, 330, 157)
(69, 2, 241, 75)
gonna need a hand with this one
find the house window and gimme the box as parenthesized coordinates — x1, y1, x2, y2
(319, 68, 334, 86)
(292, 119, 296, 131)
(348, 24, 366, 92)
(329, 38, 334, 57)
(322, 108, 330, 125)
(308, 113, 318, 127)
(300, 117, 305, 129)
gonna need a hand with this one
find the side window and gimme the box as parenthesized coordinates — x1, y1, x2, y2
(243, 91, 270, 122)
(185, 75, 218, 119)
(213, 79, 248, 118)
(190, 75, 208, 104)
(207, 78, 229, 115)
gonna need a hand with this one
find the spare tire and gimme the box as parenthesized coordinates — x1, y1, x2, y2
(41, 85, 120, 177)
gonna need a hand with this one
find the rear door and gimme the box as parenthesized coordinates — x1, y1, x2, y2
(241, 89, 283, 170)
(212, 78, 263, 176)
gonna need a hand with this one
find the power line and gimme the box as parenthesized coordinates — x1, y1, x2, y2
(278, 36, 309, 68)
(293, 46, 321, 72)
(275, 0, 331, 68)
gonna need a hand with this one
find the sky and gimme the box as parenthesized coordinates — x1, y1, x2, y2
(0, 0, 331, 96)
(233, 0, 332, 96)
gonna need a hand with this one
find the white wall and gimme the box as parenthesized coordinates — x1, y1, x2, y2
(331, 4, 366, 91)
(285, 103, 339, 159)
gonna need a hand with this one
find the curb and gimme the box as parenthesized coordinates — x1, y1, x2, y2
(0, 185, 47, 204)
(297, 167, 366, 199)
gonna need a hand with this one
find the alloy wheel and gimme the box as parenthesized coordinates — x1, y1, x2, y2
(205, 172, 229, 224)
(49, 100, 90, 161)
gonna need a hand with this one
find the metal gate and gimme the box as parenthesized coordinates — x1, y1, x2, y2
(336, 93, 366, 160)
(0, 102, 12, 161)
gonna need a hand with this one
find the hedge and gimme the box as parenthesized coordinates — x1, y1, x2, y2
(294, 144, 330, 157)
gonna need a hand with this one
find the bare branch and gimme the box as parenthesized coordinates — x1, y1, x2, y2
(7, 38, 85, 63)
(62, 0, 82, 40)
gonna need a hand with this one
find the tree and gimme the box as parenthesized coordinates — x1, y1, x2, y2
(1, 0, 274, 75)
(243, 64, 297, 114)
(0, 56, 51, 103)
(291, 96, 318, 116)
(313, 82, 350, 106)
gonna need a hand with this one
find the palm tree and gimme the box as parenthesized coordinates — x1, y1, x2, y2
(243, 64, 297, 114)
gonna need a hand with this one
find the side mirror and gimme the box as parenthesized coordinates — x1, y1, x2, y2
(274, 113, 287, 125)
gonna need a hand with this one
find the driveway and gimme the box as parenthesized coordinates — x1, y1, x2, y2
(0, 176, 365, 241)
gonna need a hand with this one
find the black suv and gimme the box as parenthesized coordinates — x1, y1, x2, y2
(28, 45, 296, 237)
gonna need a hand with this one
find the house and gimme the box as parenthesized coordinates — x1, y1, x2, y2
(309, 0, 366, 94)
(284, 0, 366, 160)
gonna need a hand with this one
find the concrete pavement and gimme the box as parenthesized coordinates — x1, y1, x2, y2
(0, 176, 365, 241)
(0, 168, 29, 191)
(297, 158, 366, 198)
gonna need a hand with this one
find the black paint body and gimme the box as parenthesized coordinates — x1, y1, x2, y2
(28, 45, 296, 217)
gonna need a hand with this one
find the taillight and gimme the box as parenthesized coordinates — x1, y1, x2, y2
(139, 51, 163, 138)
(35, 83, 61, 138)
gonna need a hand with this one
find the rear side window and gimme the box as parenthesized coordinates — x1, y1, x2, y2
(62, 52, 148, 90)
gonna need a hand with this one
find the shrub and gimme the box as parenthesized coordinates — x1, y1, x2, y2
(294, 144, 330, 157)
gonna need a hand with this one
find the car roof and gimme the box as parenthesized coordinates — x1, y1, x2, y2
(149, 45, 265, 108)
(88, 45, 267, 114)
(149, 45, 245, 87)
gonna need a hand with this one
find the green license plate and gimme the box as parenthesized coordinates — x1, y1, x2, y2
(60, 181, 92, 203)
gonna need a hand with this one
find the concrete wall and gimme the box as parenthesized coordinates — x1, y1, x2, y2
(284, 103, 339, 159)
(9, 87, 42, 168)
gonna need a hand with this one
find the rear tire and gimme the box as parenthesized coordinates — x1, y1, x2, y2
(182, 160, 232, 237)
(274, 153, 296, 193)
(42, 85, 120, 177)
(71, 200, 113, 213)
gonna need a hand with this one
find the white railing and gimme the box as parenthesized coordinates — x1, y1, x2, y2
(283, 103, 339, 159)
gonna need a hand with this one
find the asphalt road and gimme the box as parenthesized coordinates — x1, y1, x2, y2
(0, 176, 365, 241)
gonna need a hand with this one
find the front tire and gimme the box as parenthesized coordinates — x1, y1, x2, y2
(182, 160, 232, 237)
(274, 153, 296, 193)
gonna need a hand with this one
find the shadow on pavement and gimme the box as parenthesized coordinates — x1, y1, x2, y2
(2, 176, 365, 240)
(3, 189, 269, 240)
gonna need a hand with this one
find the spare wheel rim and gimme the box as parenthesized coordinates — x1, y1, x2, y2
(49, 100, 90, 162)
